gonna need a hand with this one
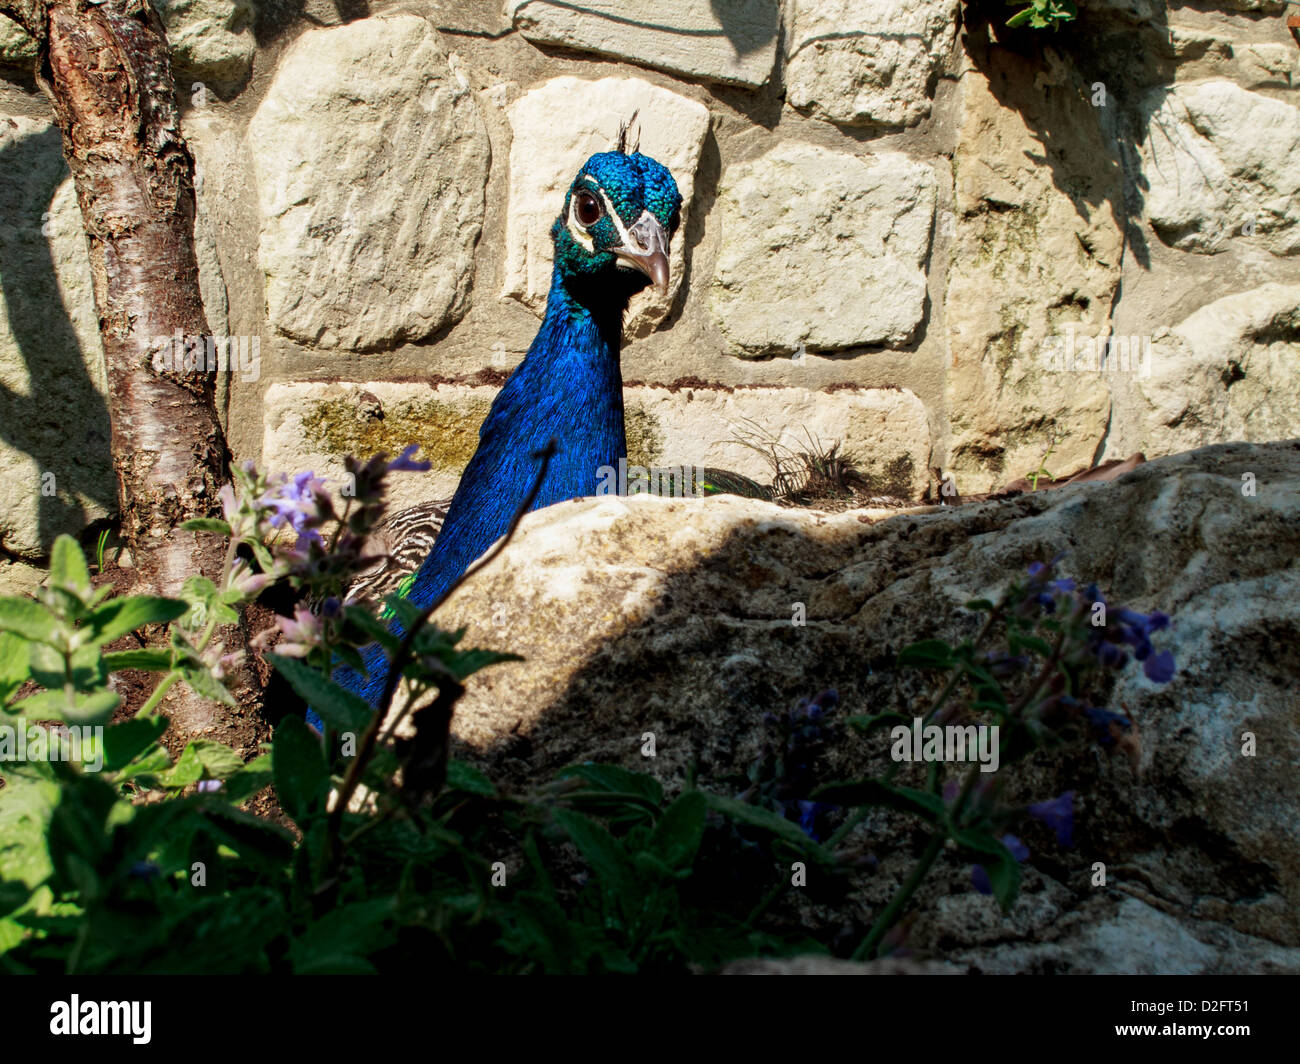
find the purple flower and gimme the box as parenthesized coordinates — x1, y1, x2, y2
(129, 860, 161, 880)
(1143, 649, 1176, 684)
(265, 607, 323, 657)
(1002, 834, 1029, 861)
(196, 779, 223, 794)
(1028, 791, 1075, 848)
(260, 471, 325, 536)
(1085, 707, 1131, 747)
(1095, 642, 1128, 669)
(972, 834, 1028, 894)
(388, 444, 432, 473)
(219, 483, 238, 522)
(796, 800, 836, 841)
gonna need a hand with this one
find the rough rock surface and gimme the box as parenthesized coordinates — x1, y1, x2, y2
(785, 0, 960, 128)
(502, 76, 710, 339)
(260, 380, 933, 511)
(0, 15, 37, 65)
(432, 440, 1300, 972)
(710, 143, 936, 354)
(247, 15, 490, 351)
(158, 0, 256, 94)
(0, 122, 112, 559)
(1124, 284, 1300, 456)
(624, 384, 931, 499)
(1138, 81, 1300, 256)
(507, 0, 779, 88)
(945, 49, 1124, 493)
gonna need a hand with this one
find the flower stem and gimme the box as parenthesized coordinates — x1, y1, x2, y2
(853, 832, 946, 961)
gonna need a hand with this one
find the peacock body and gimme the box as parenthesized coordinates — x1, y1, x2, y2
(334, 146, 683, 707)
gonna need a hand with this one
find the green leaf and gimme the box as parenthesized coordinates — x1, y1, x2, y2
(441, 647, 523, 681)
(247, 538, 275, 573)
(649, 790, 706, 873)
(552, 807, 637, 900)
(49, 536, 91, 599)
(114, 742, 173, 785)
(1011, 634, 1053, 658)
(964, 598, 996, 612)
(196, 805, 295, 875)
(85, 596, 188, 647)
(273, 717, 329, 824)
(179, 518, 233, 536)
(11, 688, 119, 726)
(0, 598, 61, 646)
(289, 898, 396, 975)
(558, 763, 663, 805)
(445, 759, 494, 797)
(953, 827, 1021, 912)
(341, 607, 400, 653)
(178, 665, 236, 708)
(846, 711, 912, 736)
(179, 577, 239, 626)
(0, 631, 29, 703)
(703, 794, 837, 864)
(268, 654, 372, 733)
(181, 576, 220, 602)
(897, 639, 956, 670)
(223, 754, 273, 804)
(166, 740, 246, 788)
(27, 642, 105, 692)
(102, 648, 174, 672)
(99, 717, 170, 773)
(811, 778, 945, 822)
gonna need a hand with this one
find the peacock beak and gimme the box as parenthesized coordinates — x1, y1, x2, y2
(614, 211, 671, 295)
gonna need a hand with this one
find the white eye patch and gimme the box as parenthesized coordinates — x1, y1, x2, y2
(565, 180, 639, 254)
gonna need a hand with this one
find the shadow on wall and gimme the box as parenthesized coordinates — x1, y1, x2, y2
(253, 0, 372, 43)
(0, 124, 114, 557)
(959, 0, 1176, 272)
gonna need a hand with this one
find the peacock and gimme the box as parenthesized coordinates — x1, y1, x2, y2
(332, 137, 690, 707)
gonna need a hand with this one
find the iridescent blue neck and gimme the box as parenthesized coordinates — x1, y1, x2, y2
(333, 263, 635, 706)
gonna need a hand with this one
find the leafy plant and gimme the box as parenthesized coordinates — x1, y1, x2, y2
(1026, 429, 1058, 491)
(93, 528, 111, 574)
(0, 448, 836, 973)
(0, 442, 1173, 973)
(1005, 0, 1078, 30)
(819, 555, 1172, 958)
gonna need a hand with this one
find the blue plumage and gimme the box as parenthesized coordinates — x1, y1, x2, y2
(333, 148, 682, 708)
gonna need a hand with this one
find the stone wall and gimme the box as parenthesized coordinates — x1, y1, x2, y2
(1, 0, 1298, 585)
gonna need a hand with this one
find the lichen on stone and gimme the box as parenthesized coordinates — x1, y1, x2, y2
(624, 405, 664, 469)
(303, 395, 493, 472)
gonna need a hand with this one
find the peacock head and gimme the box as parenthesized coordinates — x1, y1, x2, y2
(550, 148, 682, 299)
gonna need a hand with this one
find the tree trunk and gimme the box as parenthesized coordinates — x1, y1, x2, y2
(1, 0, 252, 746)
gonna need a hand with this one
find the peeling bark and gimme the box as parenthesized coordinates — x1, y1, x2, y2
(2, 0, 256, 747)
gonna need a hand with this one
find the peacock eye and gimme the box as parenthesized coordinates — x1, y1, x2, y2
(574, 190, 603, 226)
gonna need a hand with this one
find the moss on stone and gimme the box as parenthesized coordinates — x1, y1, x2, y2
(968, 202, 1042, 281)
(870, 453, 916, 499)
(303, 394, 493, 472)
(625, 406, 664, 469)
